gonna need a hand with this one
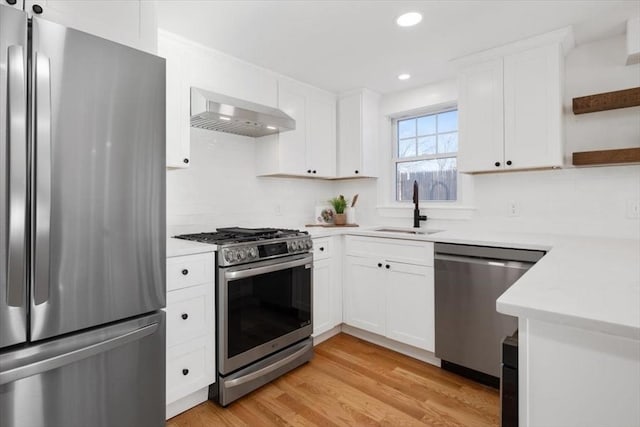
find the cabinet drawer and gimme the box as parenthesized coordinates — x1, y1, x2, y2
(166, 337, 214, 404)
(312, 237, 332, 261)
(345, 236, 433, 266)
(167, 252, 214, 291)
(167, 284, 212, 347)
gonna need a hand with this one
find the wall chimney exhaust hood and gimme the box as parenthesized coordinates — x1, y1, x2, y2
(190, 87, 295, 137)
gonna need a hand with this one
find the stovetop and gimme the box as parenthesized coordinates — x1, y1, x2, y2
(175, 227, 307, 245)
(174, 227, 312, 266)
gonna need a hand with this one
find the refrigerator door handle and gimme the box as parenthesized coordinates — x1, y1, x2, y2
(6, 45, 27, 307)
(33, 52, 52, 305)
(0, 321, 159, 385)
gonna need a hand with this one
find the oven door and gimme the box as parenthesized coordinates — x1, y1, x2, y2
(219, 253, 313, 375)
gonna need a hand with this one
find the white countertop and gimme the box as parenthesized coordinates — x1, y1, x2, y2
(167, 237, 217, 257)
(305, 225, 640, 340)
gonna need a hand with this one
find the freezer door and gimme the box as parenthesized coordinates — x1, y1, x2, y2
(29, 17, 166, 341)
(0, 5, 28, 349)
(0, 311, 165, 427)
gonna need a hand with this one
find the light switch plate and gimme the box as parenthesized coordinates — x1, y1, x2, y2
(508, 201, 520, 217)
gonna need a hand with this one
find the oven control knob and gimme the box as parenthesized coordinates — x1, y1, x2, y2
(305, 240, 312, 249)
(237, 249, 247, 260)
(295, 240, 303, 250)
(248, 247, 258, 259)
(224, 250, 233, 263)
(290, 241, 297, 251)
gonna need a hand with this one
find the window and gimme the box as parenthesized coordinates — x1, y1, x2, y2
(394, 109, 458, 202)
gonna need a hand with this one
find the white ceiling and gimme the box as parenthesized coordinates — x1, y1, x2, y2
(157, 1, 640, 95)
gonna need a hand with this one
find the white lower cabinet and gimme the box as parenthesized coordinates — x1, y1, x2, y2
(385, 263, 434, 351)
(165, 251, 216, 419)
(344, 236, 435, 352)
(312, 237, 342, 337)
(343, 256, 386, 335)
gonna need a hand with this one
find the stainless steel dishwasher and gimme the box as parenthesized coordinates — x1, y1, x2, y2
(434, 243, 545, 386)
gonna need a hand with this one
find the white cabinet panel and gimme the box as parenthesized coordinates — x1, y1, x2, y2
(337, 89, 379, 178)
(504, 44, 563, 170)
(166, 252, 214, 292)
(345, 235, 433, 267)
(344, 256, 385, 335)
(166, 336, 213, 404)
(307, 96, 336, 177)
(458, 59, 504, 173)
(313, 258, 332, 336)
(386, 264, 434, 351)
(167, 284, 210, 347)
(24, 0, 157, 53)
(277, 82, 307, 175)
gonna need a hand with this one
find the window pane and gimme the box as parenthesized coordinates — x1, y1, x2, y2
(437, 132, 458, 154)
(417, 136, 436, 156)
(396, 158, 457, 201)
(437, 110, 458, 133)
(398, 138, 416, 158)
(417, 115, 436, 136)
(398, 118, 416, 139)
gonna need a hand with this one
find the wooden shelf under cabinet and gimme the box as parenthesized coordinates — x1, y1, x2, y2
(572, 148, 640, 166)
(572, 87, 640, 114)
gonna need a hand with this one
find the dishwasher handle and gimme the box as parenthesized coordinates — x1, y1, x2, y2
(434, 253, 536, 271)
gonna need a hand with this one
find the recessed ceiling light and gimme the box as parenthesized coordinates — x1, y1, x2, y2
(398, 73, 411, 81)
(219, 116, 231, 121)
(266, 125, 277, 130)
(396, 12, 422, 27)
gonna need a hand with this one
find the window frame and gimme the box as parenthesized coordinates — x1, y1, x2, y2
(392, 107, 459, 203)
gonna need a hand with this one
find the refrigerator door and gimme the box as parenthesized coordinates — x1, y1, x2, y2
(0, 311, 165, 427)
(30, 17, 166, 341)
(0, 5, 28, 349)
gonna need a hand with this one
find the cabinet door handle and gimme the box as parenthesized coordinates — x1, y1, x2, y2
(506, 160, 512, 166)
(312, 170, 316, 174)
(377, 263, 382, 268)
(494, 161, 501, 167)
(319, 247, 325, 251)
(354, 170, 359, 174)
(385, 264, 390, 269)
(183, 158, 189, 164)
(307, 169, 311, 173)
(181, 269, 189, 275)
(181, 313, 188, 320)
(32, 4, 43, 14)
(6, 0, 17, 5)
(182, 369, 189, 376)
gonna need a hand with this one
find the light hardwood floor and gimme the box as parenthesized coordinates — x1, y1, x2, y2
(167, 333, 500, 426)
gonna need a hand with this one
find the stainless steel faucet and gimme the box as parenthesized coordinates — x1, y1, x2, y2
(413, 180, 427, 228)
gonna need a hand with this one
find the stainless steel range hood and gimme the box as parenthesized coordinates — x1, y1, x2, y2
(190, 87, 295, 137)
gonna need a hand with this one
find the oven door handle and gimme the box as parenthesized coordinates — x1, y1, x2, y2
(224, 255, 312, 281)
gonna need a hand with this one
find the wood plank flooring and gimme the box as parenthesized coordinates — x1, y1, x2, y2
(167, 333, 499, 427)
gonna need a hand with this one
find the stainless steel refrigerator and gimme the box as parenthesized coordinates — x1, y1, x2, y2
(0, 5, 166, 426)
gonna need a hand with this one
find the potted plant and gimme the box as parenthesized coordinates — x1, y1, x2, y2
(329, 195, 349, 225)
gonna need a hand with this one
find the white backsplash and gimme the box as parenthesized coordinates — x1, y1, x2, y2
(166, 128, 335, 236)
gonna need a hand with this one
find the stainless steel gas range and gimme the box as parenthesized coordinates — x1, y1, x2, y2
(175, 228, 314, 406)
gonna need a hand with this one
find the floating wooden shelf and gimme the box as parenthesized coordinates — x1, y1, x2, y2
(572, 87, 640, 114)
(572, 148, 640, 166)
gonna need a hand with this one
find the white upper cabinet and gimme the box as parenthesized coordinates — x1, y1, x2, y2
(337, 89, 380, 178)
(458, 59, 505, 173)
(503, 44, 563, 170)
(24, 0, 157, 53)
(457, 29, 571, 173)
(256, 78, 336, 178)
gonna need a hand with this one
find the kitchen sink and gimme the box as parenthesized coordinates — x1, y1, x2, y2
(372, 227, 442, 235)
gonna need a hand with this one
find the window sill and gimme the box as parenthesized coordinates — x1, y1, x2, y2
(376, 204, 476, 220)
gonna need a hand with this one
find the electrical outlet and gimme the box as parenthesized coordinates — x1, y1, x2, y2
(627, 199, 640, 219)
(508, 201, 520, 217)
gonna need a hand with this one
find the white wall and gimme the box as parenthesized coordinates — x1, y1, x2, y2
(167, 128, 335, 235)
(337, 33, 640, 238)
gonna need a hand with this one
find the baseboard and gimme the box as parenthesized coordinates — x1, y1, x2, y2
(341, 324, 441, 367)
(312, 325, 342, 345)
(166, 387, 209, 420)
